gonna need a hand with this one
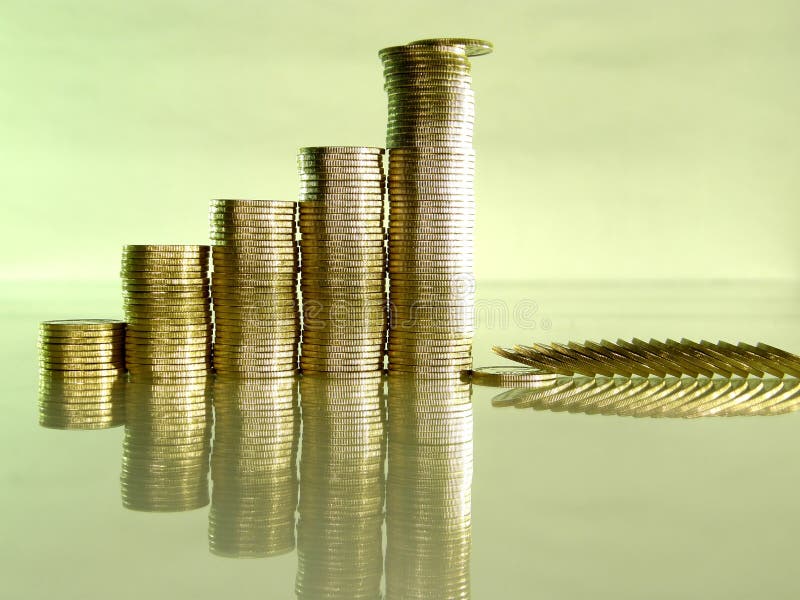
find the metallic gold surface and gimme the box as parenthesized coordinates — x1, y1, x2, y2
(121, 245, 212, 375)
(381, 39, 491, 374)
(209, 199, 299, 376)
(492, 338, 800, 378)
(298, 147, 386, 374)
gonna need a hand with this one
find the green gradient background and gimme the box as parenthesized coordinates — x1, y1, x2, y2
(1, 0, 798, 282)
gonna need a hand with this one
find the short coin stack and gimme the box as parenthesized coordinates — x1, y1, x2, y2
(295, 373, 386, 599)
(210, 199, 300, 375)
(380, 39, 492, 375)
(385, 374, 473, 599)
(209, 376, 300, 558)
(298, 147, 387, 373)
(38, 319, 126, 429)
(121, 245, 212, 377)
(121, 376, 212, 512)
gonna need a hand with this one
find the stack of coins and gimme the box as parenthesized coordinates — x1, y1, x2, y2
(38, 319, 126, 429)
(385, 374, 473, 599)
(121, 376, 212, 512)
(298, 147, 387, 373)
(295, 373, 385, 598)
(121, 245, 212, 377)
(380, 39, 492, 375)
(210, 199, 300, 375)
(209, 376, 300, 558)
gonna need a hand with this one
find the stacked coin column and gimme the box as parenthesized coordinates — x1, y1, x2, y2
(209, 376, 300, 558)
(122, 376, 212, 512)
(121, 245, 212, 377)
(380, 41, 491, 375)
(38, 319, 126, 430)
(385, 374, 473, 599)
(209, 199, 300, 375)
(296, 373, 386, 598)
(298, 146, 387, 373)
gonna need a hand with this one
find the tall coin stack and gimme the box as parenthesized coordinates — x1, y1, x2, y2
(385, 374, 473, 599)
(38, 319, 126, 429)
(122, 376, 212, 512)
(121, 245, 212, 377)
(296, 373, 386, 598)
(209, 199, 300, 375)
(298, 147, 387, 373)
(209, 377, 300, 558)
(380, 39, 493, 375)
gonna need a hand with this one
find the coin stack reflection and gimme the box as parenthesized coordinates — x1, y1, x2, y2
(209, 376, 300, 558)
(210, 199, 300, 375)
(121, 245, 212, 377)
(385, 374, 473, 599)
(298, 147, 387, 373)
(380, 39, 492, 374)
(121, 376, 212, 512)
(38, 319, 126, 429)
(296, 373, 385, 599)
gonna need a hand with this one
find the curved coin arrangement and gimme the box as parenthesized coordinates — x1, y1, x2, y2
(493, 338, 800, 378)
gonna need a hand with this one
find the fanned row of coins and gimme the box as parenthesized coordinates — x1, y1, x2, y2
(298, 147, 387, 373)
(121, 376, 212, 512)
(121, 245, 212, 377)
(493, 339, 800, 378)
(296, 374, 386, 599)
(380, 38, 492, 375)
(210, 377, 300, 558)
(210, 199, 300, 375)
(38, 320, 126, 429)
(385, 374, 473, 599)
(492, 376, 800, 418)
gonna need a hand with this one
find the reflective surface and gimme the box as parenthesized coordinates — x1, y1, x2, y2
(5, 281, 800, 599)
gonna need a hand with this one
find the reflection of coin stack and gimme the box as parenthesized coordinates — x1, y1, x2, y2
(296, 373, 386, 599)
(38, 319, 126, 429)
(121, 245, 213, 377)
(209, 199, 300, 375)
(380, 39, 492, 375)
(209, 376, 300, 558)
(121, 376, 212, 512)
(298, 147, 387, 373)
(385, 374, 473, 599)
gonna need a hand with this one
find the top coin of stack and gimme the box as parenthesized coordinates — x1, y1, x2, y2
(380, 39, 492, 376)
(209, 199, 300, 376)
(121, 245, 212, 377)
(298, 147, 387, 373)
(38, 319, 126, 429)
